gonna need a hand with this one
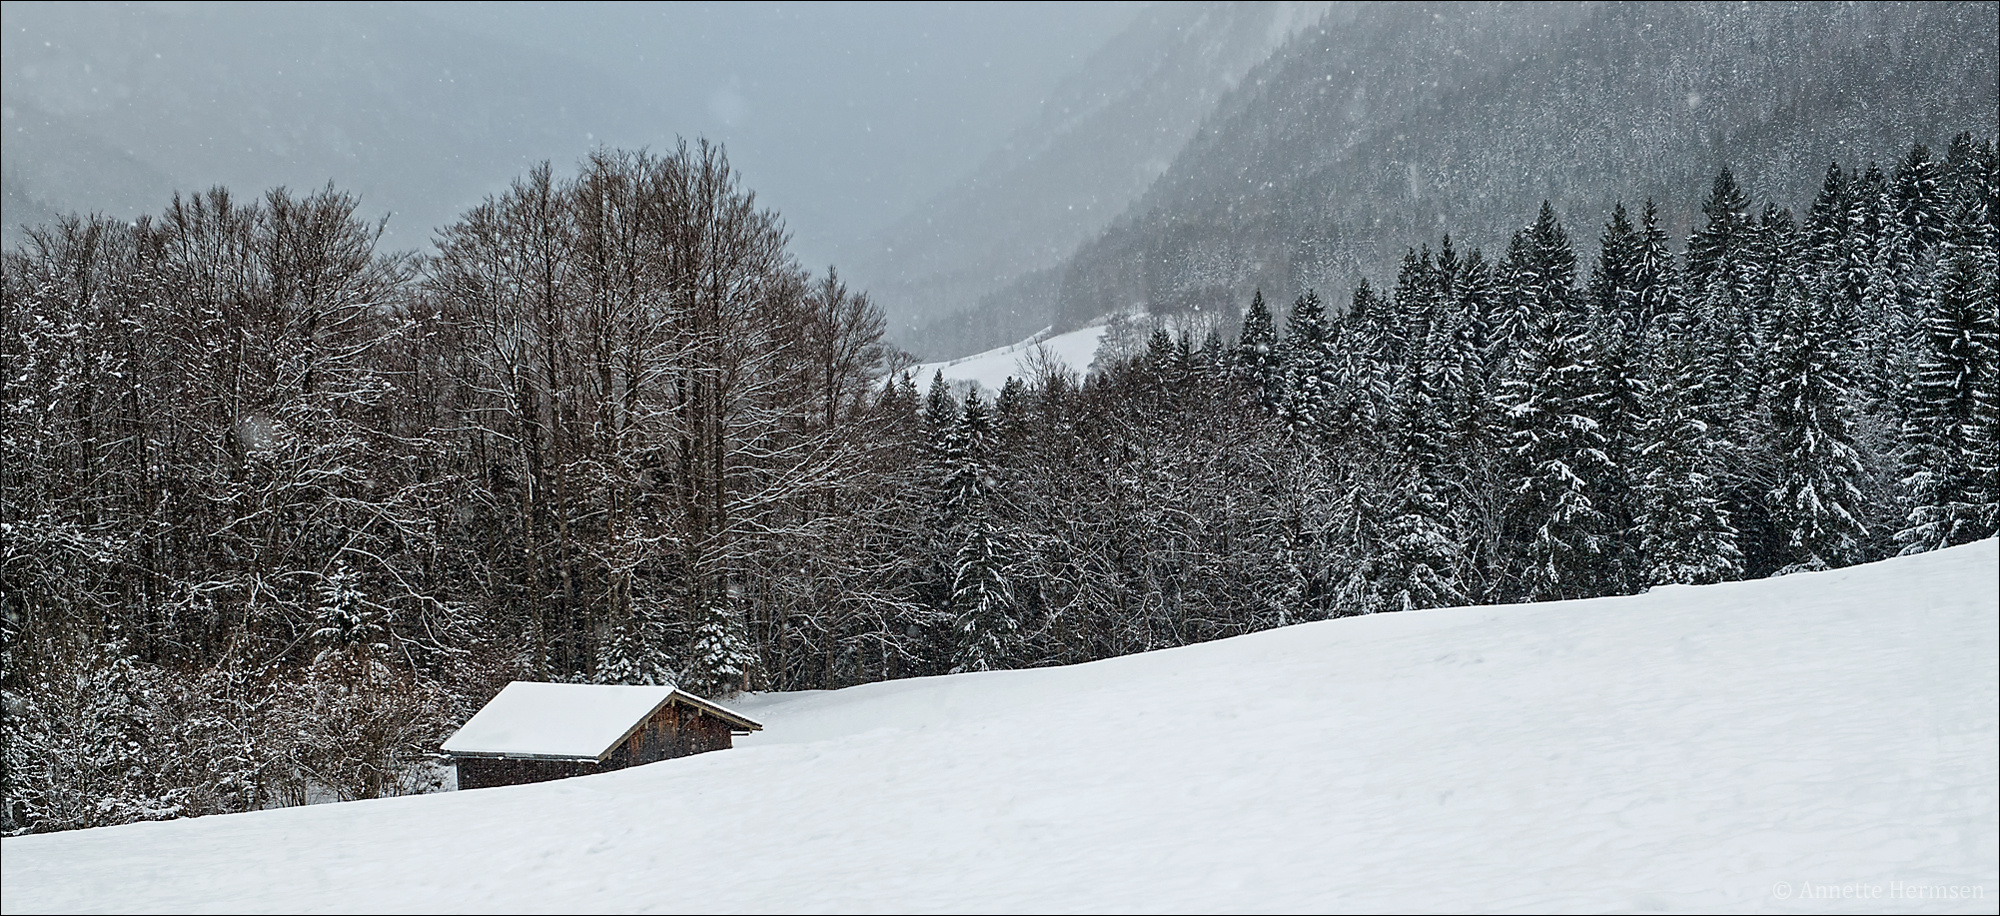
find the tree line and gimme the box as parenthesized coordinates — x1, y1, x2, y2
(4, 135, 1995, 833)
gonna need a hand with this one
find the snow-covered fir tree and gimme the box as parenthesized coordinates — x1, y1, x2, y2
(1374, 355, 1469, 612)
(1281, 289, 1338, 442)
(312, 561, 385, 666)
(1688, 170, 1763, 428)
(682, 591, 757, 697)
(1765, 274, 1873, 573)
(1897, 202, 2000, 550)
(1497, 205, 1617, 601)
(1236, 289, 1284, 411)
(1633, 309, 1744, 585)
(1501, 321, 1616, 601)
(943, 389, 1018, 672)
(1585, 203, 1655, 593)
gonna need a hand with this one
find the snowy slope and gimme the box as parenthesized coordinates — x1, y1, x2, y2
(907, 322, 1108, 393)
(4, 540, 1996, 914)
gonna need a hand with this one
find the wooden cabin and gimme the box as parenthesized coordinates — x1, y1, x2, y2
(442, 682, 763, 790)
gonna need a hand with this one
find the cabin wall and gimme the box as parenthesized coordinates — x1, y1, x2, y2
(455, 757, 602, 791)
(613, 704, 734, 767)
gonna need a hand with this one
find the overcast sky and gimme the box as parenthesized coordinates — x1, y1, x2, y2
(410, 2, 1146, 266)
(3, 1, 1145, 267)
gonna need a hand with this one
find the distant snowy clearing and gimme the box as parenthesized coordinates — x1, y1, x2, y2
(4, 540, 1995, 914)
(907, 322, 1108, 393)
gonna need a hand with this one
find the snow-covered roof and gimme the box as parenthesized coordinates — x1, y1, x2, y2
(442, 682, 762, 761)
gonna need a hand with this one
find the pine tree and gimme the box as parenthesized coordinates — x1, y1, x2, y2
(1622, 202, 1741, 585)
(1495, 203, 1579, 361)
(1765, 274, 1872, 573)
(1687, 167, 1753, 291)
(684, 594, 756, 696)
(1893, 142, 1947, 260)
(1853, 162, 1917, 405)
(1502, 318, 1615, 601)
(1377, 468, 1467, 613)
(311, 561, 385, 667)
(1197, 327, 1227, 373)
(1636, 396, 1743, 585)
(1587, 203, 1644, 329)
(1522, 201, 1579, 317)
(1632, 201, 1684, 332)
(1455, 246, 1501, 356)
(1633, 313, 1743, 585)
(1339, 281, 1397, 445)
(944, 389, 1017, 673)
(1236, 289, 1284, 411)
(924, 370, 959, 456)
(1389, 246, 1440, 368)
(1447, 246, 1504, 444)
(1587, 204, 1654, 592)
(994, 375, 1030, 453)
(1434, 234, 1462, 304)
(950, 522, 1015, 673)
(1805, 161, 1856, 312)
(595, 604, 674, 686)
(1282, 289, 1338, 442)
(1687, 169, 1764, 427)
(1497, 205, 1616, 601)
(1962, 136, 2000, 536)
(1743, 204, 1804, 403)
(1682, 172, 1783, 570)
(1375, 355, 1468, 612)
(1323, 463, 1386, 617)
(1941, 132, 1989, 211)
(1897, 220, 2000, 550)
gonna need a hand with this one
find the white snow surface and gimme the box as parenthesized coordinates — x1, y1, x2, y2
(439, 682, 676, 760)
(5, 540, 1997, 914)
(909, 322, 1108, 393)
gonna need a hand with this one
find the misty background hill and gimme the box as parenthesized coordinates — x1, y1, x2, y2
(941, 0, 1999, 355)
(844, 1, 1330, 341)
(2, 3, 663, 250)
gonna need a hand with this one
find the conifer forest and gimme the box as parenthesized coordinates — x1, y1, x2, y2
(3, 131, 1996, 833)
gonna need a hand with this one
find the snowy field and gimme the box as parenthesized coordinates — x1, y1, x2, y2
(3, 540, 1995, 915)
(907, 322, 1108, 393)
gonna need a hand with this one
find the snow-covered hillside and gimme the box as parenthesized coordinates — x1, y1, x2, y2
(4, 540, 1995, 914)
(907, 322, 1108, 394)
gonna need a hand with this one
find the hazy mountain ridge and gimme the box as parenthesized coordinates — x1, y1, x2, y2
(1, 3, 1144, 267)
(964, 1, 1998, 340)
(0, 93, 180, 243)
(0, 3, 682, 248)
(869, 1, 1331, 356)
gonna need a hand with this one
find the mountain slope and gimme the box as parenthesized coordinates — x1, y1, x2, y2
(995, 1, 1999, 335)
(5, 539, 1994, 914)
(907, 321, 1111, 394)
(862, 1, 1330, 356)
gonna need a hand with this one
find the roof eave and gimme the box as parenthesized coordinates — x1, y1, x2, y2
(444, 750, 607, 763)
(669, 689, 764, 732)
